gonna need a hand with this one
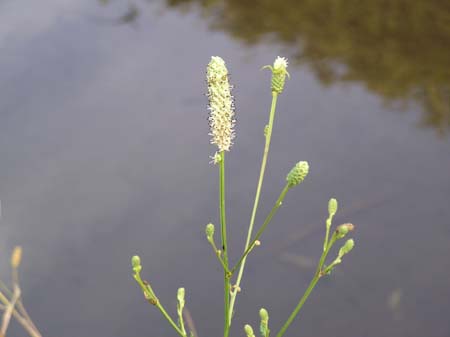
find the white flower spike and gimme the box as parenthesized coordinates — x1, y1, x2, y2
(207, 56, 236, 153)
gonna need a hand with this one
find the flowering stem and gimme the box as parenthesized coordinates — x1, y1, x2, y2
(219, 151, 231, 337)
(276, 234, 338, 337)
(228, 92, 279, 323)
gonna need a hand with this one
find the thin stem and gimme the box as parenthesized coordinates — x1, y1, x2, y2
(219, 152, 231, 337)
(1, 285, 20, 336)
(276, 275, 320, 337)
(134, 274, 186, 337)
(228, 92, 279, 322)
(276, 234, 338, 337)
(230, 184, 290, 275)
(177, 307, 186, 337)
(10, 266, 40, 334)
(11, 309, 42, 337)
(156, 302, 186, 337)
(0, 291, 41, 337)
(207, 239, 230, 273)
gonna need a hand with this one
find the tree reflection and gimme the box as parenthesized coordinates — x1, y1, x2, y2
(165, 0, 450, 135)
(95, 1, 140, 26)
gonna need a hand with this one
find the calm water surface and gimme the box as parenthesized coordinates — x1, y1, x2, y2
(1, 1, 450, 337)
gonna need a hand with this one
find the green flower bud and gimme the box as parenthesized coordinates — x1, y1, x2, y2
(259, 308, 269, 336)
(244, 324, 256, 337)
(339, 239, 355, 257)
(328, 198, 338, 217)
(177, 287, 185, 304)
(207, 56, 236, 153)
(205, 223, 215, 239)
(286, 161, 309, 187)
(336, 223, 355, 239)
(131, 255, 142, 273)
(270, 57, 289, 94)
(259, 308, 269, 321)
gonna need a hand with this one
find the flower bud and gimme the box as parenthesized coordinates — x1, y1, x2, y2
(270, 57, 289, 94)
(286, 161, 309, 187)
(339, 239, 355, 257)
(336, 223, 355, 238)
(177, 287, 185, 305)
(259, 308, 269, 336)
(11, 246, 22, 269)
(244, 324, 255, 337)
(328, 198, 338, 217)
(131, 255, 142, 274)
(259, 308, 269, 321)
(205, 223, 215, 239)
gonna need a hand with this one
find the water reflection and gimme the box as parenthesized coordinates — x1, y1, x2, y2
(95, 1, 140, 26)
(155, 0, 450, 135)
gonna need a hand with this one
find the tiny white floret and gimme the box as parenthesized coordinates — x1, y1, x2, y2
(273, 56, 288, 71)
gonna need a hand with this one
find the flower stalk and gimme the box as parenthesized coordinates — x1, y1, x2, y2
(229, 57, 289, 324)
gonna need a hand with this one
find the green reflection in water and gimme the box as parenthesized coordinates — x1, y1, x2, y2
(162, 0, 450, 135)
(95, 0, 450, 134)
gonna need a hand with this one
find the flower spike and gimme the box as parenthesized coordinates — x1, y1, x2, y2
(207, 56, 236, 153)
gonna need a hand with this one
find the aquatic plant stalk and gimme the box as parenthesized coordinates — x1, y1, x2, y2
(0, 247, 42, 337)
(228, 91, 279, 322)
(131, 257, 186, 337)
(219, 151, 231, 337)
(276, 231, 339, 337)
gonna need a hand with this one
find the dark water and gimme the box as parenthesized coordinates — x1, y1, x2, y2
(1, 1, 450, 336)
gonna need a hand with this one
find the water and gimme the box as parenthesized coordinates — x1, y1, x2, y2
(0, 1, 449, 336)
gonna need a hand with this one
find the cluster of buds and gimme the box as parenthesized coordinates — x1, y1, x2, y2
(286, 161, 309, 188)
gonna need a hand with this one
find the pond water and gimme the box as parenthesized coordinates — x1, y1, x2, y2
(1, 1, 449, 337)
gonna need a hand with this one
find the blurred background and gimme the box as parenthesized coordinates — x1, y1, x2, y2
(0, 0, 449, 336)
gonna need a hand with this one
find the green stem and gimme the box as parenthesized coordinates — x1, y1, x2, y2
(157, 302, 186, 337)
(230, 184, 290, 275)
(178, 309, 186, 337)
(207, 238, 230, 273)
(134, 274, 186, 337)
(276, 275, 320, 337)
(276, 234, 338, 337)
(219, 152, 231, 337)
(228, 92, 279, 323)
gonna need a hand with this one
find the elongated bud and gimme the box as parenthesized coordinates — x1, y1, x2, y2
(177, 287, 185, 305)
(328, 198, 338, 217)
(286, 161, 309, 187)
(339, 239, 355, 257)
(259, 308, 269, 322)
(336, 223, 355, 239)
(207, 56, 236, 153)
(131, 255, 142, 274)
(205, 223, 215, 239)
(244, 324, 256, 337)
(259, 308, 269, 336)
(264, 57, 289, 94)
(11, 246, 22, 269)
